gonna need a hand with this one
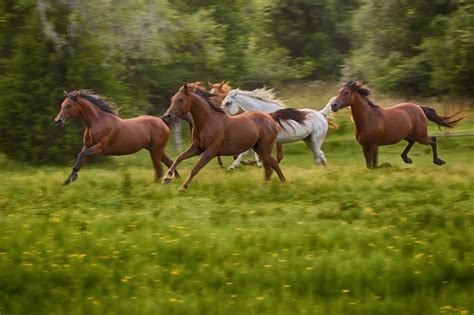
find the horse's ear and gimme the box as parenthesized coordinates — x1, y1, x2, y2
(225, 81, 231, 86)
(63, 90, 69, 97)
(208, 81, 213, 88)
(182, 84, 189, 94)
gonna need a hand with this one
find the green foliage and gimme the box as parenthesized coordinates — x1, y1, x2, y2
(1, 0, 474, 164)
(344, 0, 471, 96)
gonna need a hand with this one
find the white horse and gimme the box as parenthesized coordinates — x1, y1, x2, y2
(221, 88, 335, 170)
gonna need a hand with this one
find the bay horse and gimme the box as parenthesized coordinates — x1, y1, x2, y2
(54, 90, 178, 185)
(161, 84, 308, 191)
(222, 88, 336, 169)
(331, 81, 465, 168)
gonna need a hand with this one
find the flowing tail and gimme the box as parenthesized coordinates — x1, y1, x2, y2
(270, 108, 308, 133)
(421, 106, 465, 129)
(319, 96, 339, 129)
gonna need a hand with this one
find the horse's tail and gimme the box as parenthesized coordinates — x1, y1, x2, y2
(421, 106, 465, 129)
(270, 108, 308, 133)
(319, 96, 339, 129)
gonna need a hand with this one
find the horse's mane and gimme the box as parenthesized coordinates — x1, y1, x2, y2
(194, 88, 226, 115)
(70, 90, 120, 116)
(345, 80, 379, 108)
(230, 88, 286, 107)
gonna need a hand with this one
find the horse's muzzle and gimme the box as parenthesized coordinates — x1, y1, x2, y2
(331, 102, 340, 112)
(161, 113, 177, 126)
(54, 117, 65, 128)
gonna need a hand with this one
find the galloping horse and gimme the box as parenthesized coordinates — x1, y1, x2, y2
(161, 84, 307, 191)
(54, 90, 178, 185)
(222, 88, 336, 169)
(331, 81, 465, 168)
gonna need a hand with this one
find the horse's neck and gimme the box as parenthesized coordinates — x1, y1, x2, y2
(319, 97, 335, 117)
(189, 95, 216, 130)
(238, 95, 282, 112)
(78, 99, 114, 128)
(350, 97, 377, 131)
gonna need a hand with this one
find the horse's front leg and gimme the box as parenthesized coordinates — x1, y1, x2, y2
(276, 143, 284, 163)
(64, 144, 103, 185)
(362, 145, 377, 169)
(163, 145, 202, 184)
(179, 150, 215, 191)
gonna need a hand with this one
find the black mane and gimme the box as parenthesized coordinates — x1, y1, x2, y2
(70, 90, 119, 116)
(344, 80, 379, 108)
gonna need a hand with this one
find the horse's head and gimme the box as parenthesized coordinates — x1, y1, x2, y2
(331, 80, 363, 112)
(221, 90, 241, 115)
(209, 81, 231, 96)
(55, 91, 81, 127)
(162, 84, 216, 124)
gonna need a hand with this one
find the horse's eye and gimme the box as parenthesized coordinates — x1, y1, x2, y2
(178, 98, 184, 104)
(66, 104, 72, 109)
(344, 91, 349, 95)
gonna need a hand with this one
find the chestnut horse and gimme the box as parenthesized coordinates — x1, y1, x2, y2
(54, 90, 178, 185)
(161, 84, 307, 191)
(209, 81, 232, 104)
(331, 81, 465, 168)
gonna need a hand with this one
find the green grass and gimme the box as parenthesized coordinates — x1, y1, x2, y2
(0, 83, 473, 314)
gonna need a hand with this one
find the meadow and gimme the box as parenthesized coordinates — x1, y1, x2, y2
(0, 83, 473, 314)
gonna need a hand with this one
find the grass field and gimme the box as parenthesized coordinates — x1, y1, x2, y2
(1, 83, 473, 314)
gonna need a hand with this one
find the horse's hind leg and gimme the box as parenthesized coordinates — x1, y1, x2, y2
(304, 136, 327, 166)
(228, 151, 247, 171)
(401, 137, 415, 164)
(414, 130, 445, 165)
(428, 136, 445, 165)
(148, 146, 165, 181)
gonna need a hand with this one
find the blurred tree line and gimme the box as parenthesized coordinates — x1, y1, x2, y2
(0, 0, 472, 164)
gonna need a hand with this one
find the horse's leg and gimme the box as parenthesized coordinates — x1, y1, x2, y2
(413, 128, 445, 165)
(268, 155, 286, 182)
(305, 135, 327, 166)
(163, 145, 202, 184)
(179, 150, 215, 191)
(64, 144, 102, 185)
(401, 138, 415, 164)
(253, 150, 262, 167)
(228, 151, 247, 171)
(148, 146, 165, 182)
(162, 153, 180, 178)
(429, 137, 445, 165)
(217, 156, 224, 169)
(362, 145, 378, 169)
(276, 143, 284, 163)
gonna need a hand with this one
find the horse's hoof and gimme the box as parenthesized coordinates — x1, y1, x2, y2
(162, 177, 172, 184)
(434, 159, 445, 165)
(178, 186, 187, 192)
(402, 156, 413, 164)
(380, 162, 392, 168)
(227, 166, 236, 172)
(256, 163, 262, 168)
(63, 172, 78, 185)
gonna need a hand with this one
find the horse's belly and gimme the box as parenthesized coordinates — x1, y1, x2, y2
(217, 137, 257, 156)
(277, 121, 312, 143)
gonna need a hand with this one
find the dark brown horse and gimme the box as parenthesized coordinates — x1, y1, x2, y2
(54, 90, 178, 185)
(331, 81, 465, 168)
(161, 84, 307, 191)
